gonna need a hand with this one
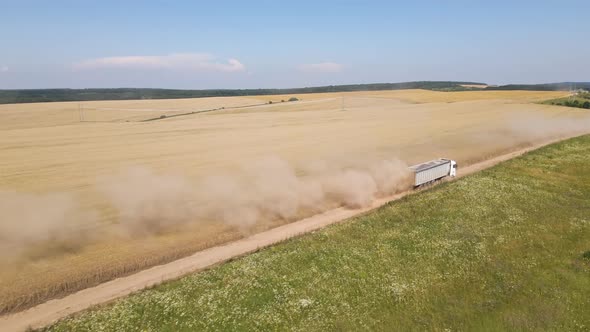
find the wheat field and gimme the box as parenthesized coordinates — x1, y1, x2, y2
(1, 89, 588, 314)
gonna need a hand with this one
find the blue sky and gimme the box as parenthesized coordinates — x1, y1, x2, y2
(0, 0, 589, 89)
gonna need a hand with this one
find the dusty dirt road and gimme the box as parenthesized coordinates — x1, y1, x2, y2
(0, 135, 578, 332)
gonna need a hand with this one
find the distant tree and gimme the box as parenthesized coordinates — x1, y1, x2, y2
(281, 99, 285, 102)
(159, 115, 167, 119)
(572, 100, 579, 106)
(583, 101, 590, 109)
(288, 97, 299, 102)
(268, 101, 273, 104)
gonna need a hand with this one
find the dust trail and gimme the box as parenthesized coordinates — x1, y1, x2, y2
(0, 156, 413, 259)
(0, 191, 98, 261)
(460, 111, 590, 166)
(98, 157, 413, 235)
(97, 167, 196, 235)
(507, 114, 590, 142)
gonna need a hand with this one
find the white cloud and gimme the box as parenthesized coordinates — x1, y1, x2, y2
(74, 53, 245, 72)
(299, 62, 343, 73)
(0, 66, 8, 73)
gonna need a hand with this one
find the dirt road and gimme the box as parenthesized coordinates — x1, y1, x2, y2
(0, 135, 580, 331)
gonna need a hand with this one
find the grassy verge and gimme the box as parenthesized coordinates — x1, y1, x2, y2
(45, 135, 590, 331)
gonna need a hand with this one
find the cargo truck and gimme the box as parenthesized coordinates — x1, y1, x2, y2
(409, 158, 457, 187)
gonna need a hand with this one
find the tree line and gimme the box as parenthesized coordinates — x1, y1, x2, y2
(1, 81, 589, 104)
(0, 82, 484, 104)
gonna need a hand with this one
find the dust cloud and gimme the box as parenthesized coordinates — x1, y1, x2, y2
(508, 114, 590, 142)
(92, 113, 590, 240)
(0, 191, 98, 260)
(97, 167, 197, 234)
(0, 156, 412, 259)
(98, 157, 412, 234)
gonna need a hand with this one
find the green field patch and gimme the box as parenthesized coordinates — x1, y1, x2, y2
(543, 92, 590, 109)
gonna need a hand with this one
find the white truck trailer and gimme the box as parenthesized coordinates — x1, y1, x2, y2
(409, 158, 457, 187)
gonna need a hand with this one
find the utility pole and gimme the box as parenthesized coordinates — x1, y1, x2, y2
(78, 103, 85, 122)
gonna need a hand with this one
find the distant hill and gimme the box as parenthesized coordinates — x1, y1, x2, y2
(1, 81, 588, 104)
(0, 81, 484, 104)
(486, 82, 590, 91)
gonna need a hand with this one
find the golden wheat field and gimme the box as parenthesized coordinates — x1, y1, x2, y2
(1, 89, 589, 314)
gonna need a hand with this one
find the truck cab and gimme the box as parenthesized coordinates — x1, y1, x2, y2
(450, 160, 457, 177)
